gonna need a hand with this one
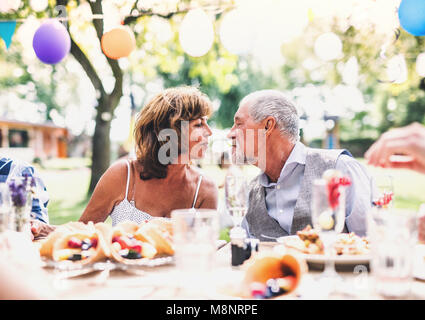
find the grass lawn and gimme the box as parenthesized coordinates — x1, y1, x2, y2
(38, 158, 425, 228)
(37, 158, 91, 225)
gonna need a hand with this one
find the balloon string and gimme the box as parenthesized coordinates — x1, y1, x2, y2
(0, 14, 104, 23)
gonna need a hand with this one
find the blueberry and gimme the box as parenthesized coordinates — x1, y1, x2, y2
(264, 287, 274, 299)
(125, 249, 142, 259)
(67, 254, 82, 261)
(265, 279, 283, 298)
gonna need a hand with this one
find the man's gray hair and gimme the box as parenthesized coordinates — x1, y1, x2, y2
(241, 90, 300, 143)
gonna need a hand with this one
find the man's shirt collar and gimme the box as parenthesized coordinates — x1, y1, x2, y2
(259, 142, 307, 187)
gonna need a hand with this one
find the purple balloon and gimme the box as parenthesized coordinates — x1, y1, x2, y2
(33, 19, 71, 65)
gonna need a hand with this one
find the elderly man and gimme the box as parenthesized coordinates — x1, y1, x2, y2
(227, 90, 372, 241)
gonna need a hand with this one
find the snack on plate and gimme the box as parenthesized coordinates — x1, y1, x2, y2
(240, 251, 307, 299)
(40, 222, 110, 265)
(148, 218, 173, 236)
(39, 221, 98, 259)
(109, 221, 158, 264)
(334, 232, 369, 255)
(134, 220, 174, 256)
(38, 219, 174, 265)
(281, 225, 369, 256)
(283, 225, 324, 254)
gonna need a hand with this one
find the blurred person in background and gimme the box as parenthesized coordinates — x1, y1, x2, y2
(365, 122, 425, 174)
(365, 122, 425, 243)
(0, 157, 55, 239)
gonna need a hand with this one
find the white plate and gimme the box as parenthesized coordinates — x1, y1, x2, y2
(277, 235, 371, 265)
(42, 256, 174, 271)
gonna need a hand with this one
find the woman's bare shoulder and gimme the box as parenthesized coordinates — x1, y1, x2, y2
(96, 159, 129, 191)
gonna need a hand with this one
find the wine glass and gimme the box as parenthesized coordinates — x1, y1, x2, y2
(224, 170, 249, 235)
(311, 178, 347, 295)
(371, 174, 394, 208)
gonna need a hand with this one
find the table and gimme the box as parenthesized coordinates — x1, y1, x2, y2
(36, 240, 425, 300)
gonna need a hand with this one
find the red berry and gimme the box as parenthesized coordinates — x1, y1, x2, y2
(130, 244, 142, 254)
(112, 236, 131, 249)
(91, 238, 98, 248)
(250, 282, 266, 297)
(67, 237, 82, 249)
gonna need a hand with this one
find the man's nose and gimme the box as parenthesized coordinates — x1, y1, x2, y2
(227, 126, 236, 139)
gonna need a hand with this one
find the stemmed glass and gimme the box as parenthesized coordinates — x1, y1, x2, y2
(225, 169, 249, 236)
(371, 174, 394, 208)
(311, 178, 348, 295)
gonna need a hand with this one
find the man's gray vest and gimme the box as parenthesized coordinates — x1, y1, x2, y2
(245, 147, 351, 241)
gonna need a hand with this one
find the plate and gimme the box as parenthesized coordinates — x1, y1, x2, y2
(277, 235, 371, 265)
(42, 256, 174, 271)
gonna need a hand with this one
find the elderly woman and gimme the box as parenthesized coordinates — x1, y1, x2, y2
(80, 86, 218, 224)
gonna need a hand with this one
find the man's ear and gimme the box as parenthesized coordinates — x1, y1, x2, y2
(264, 117, 276, 135)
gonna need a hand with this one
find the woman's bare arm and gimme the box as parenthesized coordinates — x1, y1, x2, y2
(79, 160, 128, 223)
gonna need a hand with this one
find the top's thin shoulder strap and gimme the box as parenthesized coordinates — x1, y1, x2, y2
(124, 160, 131, 200)
(192, 175, 203, 208)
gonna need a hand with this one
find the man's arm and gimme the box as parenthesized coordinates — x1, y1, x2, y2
(336, 155, 373, 236)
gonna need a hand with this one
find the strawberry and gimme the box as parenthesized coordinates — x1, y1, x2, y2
(90, 237, 98, 248)
(112, 236, 142, 253)
(129, 240, 143, 254)
(325, 175, 351, 209)
(372, 192, 393, 207)
(112, 236, 131, 250)
(67, 237, 82, 249)
(250, 282, 266, 298)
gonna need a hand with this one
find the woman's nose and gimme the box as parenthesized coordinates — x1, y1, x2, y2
(205, 123, 213, 136)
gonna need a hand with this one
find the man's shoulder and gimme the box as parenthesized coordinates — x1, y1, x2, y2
(0, 157, 34, 176)
(0, 157, 12, 166)
(305, 146, 352, 157)
(248, 173, 264, 189)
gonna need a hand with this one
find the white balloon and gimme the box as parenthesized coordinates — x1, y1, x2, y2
(0, 0, 21, 13)
(219, 8, 253, 55)
(30, 0, 48, 12)
(314, 32, 343, 61)
(179, 8, 214, 57)
(416, 53, 425, 77)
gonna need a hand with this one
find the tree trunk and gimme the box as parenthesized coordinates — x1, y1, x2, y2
(89, 102, 112, 193)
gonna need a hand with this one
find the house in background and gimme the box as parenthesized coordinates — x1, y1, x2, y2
(0, 119, 68, 162)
